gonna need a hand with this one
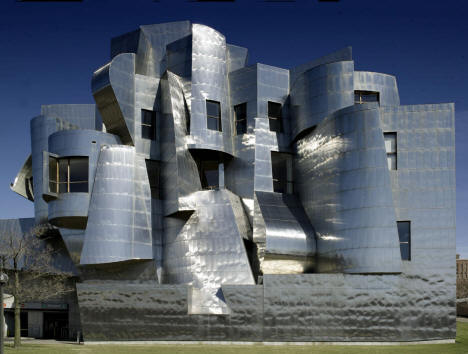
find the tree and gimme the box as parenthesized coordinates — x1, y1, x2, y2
(0, 224, 73, 347)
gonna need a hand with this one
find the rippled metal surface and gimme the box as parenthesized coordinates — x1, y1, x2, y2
(10, 155, 33, 201)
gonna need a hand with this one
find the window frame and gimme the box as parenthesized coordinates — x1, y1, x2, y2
(206, 100, 222, 132)
(397, 221, 411, 261)
(268, 101, 283, 133)
(384, 132, 397, 170)
(141, 109, 156, 140)
(234, 102, 247, 135)
(354, 90, 380, 104)
(48, 156, 89, 194)
(271, 151, 293, 194)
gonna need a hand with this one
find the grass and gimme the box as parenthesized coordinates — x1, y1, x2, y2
(3, 321, 468, 354)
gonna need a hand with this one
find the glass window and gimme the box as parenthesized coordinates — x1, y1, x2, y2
(206, 100, 222, 132)
(268, 101, 282, 133)
(397, 221, 411, 261)
(145, 160, 161, 199)
(384, 132, 397, 170)
(184, 99, 190, 135)
(355, 90, 380, 104)
(199, 160, 219, 190)
(142, 109, 156, 140)
(49, 156, 88, 194)
(271, 152, 293, 194)
(49, 156, 58, 194)
(234, 103, 247, 135)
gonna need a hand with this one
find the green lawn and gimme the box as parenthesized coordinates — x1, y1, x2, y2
(4, 321, 468, 354)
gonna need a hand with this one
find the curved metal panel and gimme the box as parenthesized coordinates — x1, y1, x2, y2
(290, 61, 354, 140)
(92, 53, 136, 145)
(187, 24, 233, 156)
(294, 103, 401, 274)
(80, 145, 153, 265)
(253, 191, 316, 274)
(354, 71, 400, 106)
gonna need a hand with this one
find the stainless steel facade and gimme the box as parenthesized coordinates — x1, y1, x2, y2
(1, 21, 456, 342)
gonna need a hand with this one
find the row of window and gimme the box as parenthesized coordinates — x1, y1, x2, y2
(140, 90, 381, 141)
(49, 156, 89, 194)
(139, 100, 284, 140)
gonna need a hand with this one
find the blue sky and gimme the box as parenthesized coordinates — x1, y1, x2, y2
(0, 0, 467, 256)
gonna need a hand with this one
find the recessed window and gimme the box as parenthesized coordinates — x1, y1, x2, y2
(355, 90, 379, 104)
(397, 221, 411, 261)
(206, 100, 222, 132)
(199, 161, 219, 190)
(271, 152, 293, 194)
(234, 103, 247, 135)
(49, 156, 88, 194)
(384, 132, 397, 170)
(145, 160, 161, 199)
(268, 101, 283, 133)
(184, 99, 191, 135)
(142, 109, 156, 140)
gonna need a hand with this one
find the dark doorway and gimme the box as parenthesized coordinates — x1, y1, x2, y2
(43, 311, 68, 340)
(20, 311, 28, 337)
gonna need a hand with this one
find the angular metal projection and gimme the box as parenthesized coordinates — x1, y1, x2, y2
(2, 21, 456, 343)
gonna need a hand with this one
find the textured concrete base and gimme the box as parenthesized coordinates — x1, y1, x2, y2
(84, 339, 456, 346)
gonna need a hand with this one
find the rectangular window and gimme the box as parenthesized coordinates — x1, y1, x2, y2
(145, 160, 161, 199)
(397, 221, 411, 261)
(271, 152, 293, 194)
(355, 90, 380, 104)
(141, 109, 156, 140)
(206, 100, 222, 132)
(234, 103, 247, 135)
(199, 160, 219, 190)
(384, 132, 397, 170)
(268, 101, 282, 133)
(49, 157, 88, 194)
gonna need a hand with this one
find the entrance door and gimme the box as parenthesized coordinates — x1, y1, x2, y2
(43, 311, 68, 340)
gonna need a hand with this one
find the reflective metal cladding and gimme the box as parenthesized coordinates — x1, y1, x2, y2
(2, 21, 456, 342)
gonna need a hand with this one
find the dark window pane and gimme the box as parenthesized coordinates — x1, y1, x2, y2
(234, 103, 247, 135)
(269, 118, 282, 133)
(70, 182, 88, 193)
(236, 120, 247, 135)
(69, 157, 88, 183)
(59, 159, 68, 184)
(207, 117, 220, 131)
(206, 100, 220, 118)
(397, 221, 411, 261)
(354, 92, 361, 103)
(399, 243, 410, 261)
(200, 161, 219, 190)
(59, 182, 68, 194)
(397, 221, 410, 242)
(146, 160, 160, 199)
(141, 109, 156, 140)
(142, 125, 154, 140)
(184, 100, 190, 134)
(49, 182, 57, 194)
(271, 152, 289, 193)
(268, 102, 282, 119)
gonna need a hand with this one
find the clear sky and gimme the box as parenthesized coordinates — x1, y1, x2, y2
(0, 0, 467, 256)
